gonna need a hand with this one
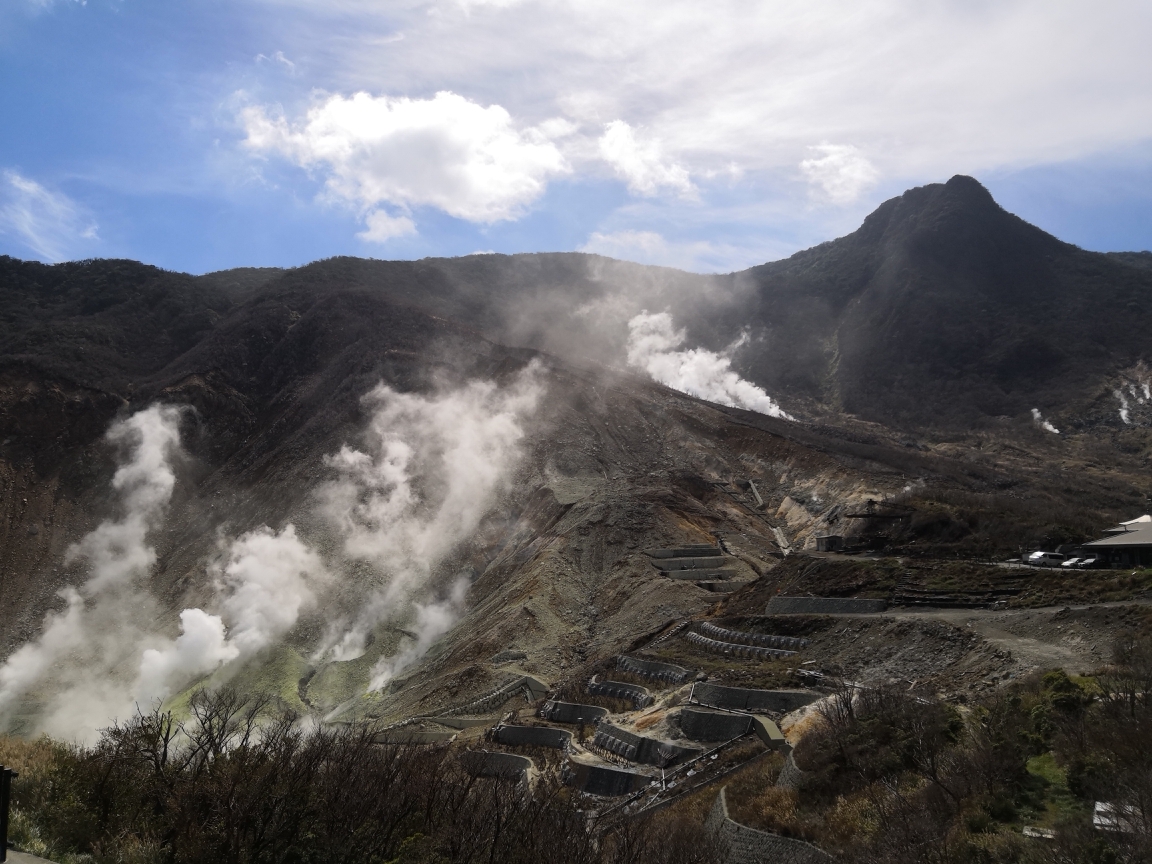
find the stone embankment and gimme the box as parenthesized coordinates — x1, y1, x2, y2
(494, 724, 572, 750)
(691, 683, 820, 713)
(678, 707, 788, 749)
(438, 675, 549, 717)
(766, 596, 887, 614)
(588, 676, 654, 709)
(616, 655, 695, 684)
(685, 631, 797, 660)
(706, 787, 831, 864)
(538, 700, 608, 725)
(563, 760, 650, 796)
(461, 750, 534, 780)
(592, 723, 700, 767)
(697, 622, 809, 650)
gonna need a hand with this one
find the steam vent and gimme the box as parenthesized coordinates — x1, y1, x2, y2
(4, 172, 1152, 862)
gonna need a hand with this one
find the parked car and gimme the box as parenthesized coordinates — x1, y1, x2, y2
(1027, 551, 1065, 567)
(1074, 555, 1101, 569)
(1061, 557, 1082, 569)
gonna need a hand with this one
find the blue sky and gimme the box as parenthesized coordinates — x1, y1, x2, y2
(1, 0, 1150, 275)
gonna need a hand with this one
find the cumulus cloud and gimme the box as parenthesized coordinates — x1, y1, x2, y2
(241, 90, 570, 232)
(0, 169, 98, 262)
(799, 144, 878, 204)
(598, 121, 693, 197)
(357, 208, 417, 242)
(626, 311, 792, 419)
(316, 362, 545, 687)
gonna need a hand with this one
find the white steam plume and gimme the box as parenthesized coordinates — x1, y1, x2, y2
(317, 362, 545, 689)
(1030, 408, 1059, 434)
(626, 311, 793, 420)
(1115, 389, 1131, 424)
(132, 524, 331, 705)
(0, 405, 183, 741)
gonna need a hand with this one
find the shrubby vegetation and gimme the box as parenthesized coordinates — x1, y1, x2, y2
(1, 689, 717, 864)
(723, 634, 1152, 863)
(4, 637, 1150, 864)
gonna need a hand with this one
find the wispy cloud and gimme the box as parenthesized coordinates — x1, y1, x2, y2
(799, 144, 879, 205)
(0, 170, 98, 262)
(598, 121, 693, 198)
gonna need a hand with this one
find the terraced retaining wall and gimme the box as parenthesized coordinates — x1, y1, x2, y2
(692, 683, 820, 713)
(440, 675, 549, 717)
(646, 546, 723, 558)
(766, 596, 887, 614)
(494, 725, 572, 750)
(593, 723, 700, 767)
(776, 752, 808, 789)
(686, 631, 797, 660)
(377, 729, 457, 744)
(678, 707, 752, 741)
(679, 709, 790, 750)
(564, 761, 650, 797)
(706, 787, 831, 864)
(664, 568, 738, 580)
(698, 622, 808, 650)
(616, 655, 695, 684)
(461, 750, 534, 779)
(539, 700, 608, 725)
(588, 677, 653, 709)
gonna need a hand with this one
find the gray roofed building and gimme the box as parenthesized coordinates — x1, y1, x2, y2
(1084, 518, 1152, 567)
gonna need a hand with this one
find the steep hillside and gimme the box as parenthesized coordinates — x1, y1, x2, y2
(2, 176, 1152, 738)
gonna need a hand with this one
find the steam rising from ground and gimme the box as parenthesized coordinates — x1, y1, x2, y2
(0, 406, 183, 741)
(317, 362, 545, 689)
(1, 363, 545, 736)
(1030, 408, 1059, 434)
(626, 311, 793, 420)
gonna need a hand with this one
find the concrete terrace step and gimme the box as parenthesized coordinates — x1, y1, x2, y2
(616, 655, 696, 684)
(592, 723, 701, 767)
(685, 631, 798, 660)
(663, 567, 739, 580)
(697, 622, 809, 650)
(588, 676, 654, 709)
(655, 556, 736, 571)
(645, 545, 724, 559)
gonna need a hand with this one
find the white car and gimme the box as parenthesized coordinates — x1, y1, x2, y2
(1027, 551, 1065, 567)
(1060, 557, 1082, 569)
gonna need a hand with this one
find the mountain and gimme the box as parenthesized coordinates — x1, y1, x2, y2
(2, 176, 1151, 738)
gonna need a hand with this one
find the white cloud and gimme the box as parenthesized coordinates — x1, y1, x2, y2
(799, 144, 878, 204)
(598, 120, 693, 197)
(256, 50, 296, 73)
(256, 1, 1152, 186)
(357, 209, 417, 243)
(0, 170, 98, 262)
(241, 90, 570, 232)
